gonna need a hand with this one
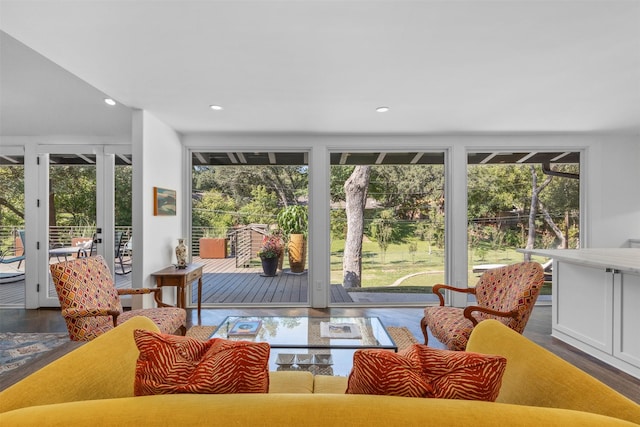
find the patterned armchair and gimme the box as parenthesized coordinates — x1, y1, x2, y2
(421, 261, 544, 351)
(50, 255, 186, 341)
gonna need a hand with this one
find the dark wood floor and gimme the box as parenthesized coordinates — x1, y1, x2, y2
(0, 304, 638, 403)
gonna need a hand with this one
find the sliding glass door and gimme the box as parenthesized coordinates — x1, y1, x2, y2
(36, 146, 132, 307)
(329, 151, 446, 305)
(190, 151, 310, 306)
(0, 148, 26, 308)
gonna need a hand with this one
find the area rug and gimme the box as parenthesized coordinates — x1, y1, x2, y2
(0, 332, 70, 375)
(186, 325, 419, 350)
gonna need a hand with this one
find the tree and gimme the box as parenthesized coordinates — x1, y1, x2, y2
(192, 190, 238, 235)
(238, 185, 279, 225)
(0, 166, 24, 224)
(114, 166, 132, 226)
(524, 165, 552, 260)
(49, 166, 96, 226)
(193, 165, 308, 208)
(369, 165, 444, 220)
(342, 165, 371, 288)
(369, 209, 399, 263)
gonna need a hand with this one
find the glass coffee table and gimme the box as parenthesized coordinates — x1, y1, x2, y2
(210, 316, 397, 376)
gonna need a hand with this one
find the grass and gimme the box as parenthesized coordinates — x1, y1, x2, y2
(329, 238, 552, 295)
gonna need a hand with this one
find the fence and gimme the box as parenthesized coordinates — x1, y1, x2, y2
(0, 226, 133, 253)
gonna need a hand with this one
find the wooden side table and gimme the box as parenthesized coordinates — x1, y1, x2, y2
(151, 264, 203, 316)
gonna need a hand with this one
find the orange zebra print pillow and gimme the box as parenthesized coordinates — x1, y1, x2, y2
(401, 344, 507, 401)
(346, 345, 506, 401)
(133, 330, 270, 396)
(346, 350, 435, 397)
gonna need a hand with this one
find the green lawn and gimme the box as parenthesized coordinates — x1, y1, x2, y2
(329, 239, 552, 295)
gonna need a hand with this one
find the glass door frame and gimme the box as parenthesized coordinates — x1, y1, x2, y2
(35, 145, 127, 307)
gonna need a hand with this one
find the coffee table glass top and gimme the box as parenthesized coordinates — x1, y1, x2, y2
(211, 316, 397, 350)
(210, 316, 397, 377)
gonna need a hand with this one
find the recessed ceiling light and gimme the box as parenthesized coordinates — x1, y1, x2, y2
(104, 98, 116, 106)
(376, 106, 390, 113)
(209, 105, 223, 111)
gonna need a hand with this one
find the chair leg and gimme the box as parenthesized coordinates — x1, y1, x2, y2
(420, 316, 429, 345)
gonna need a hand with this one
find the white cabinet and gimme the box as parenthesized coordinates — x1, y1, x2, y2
(614, 269, 640, 370)
(520, 248, 640, 379)
(553, 262, 613, 354)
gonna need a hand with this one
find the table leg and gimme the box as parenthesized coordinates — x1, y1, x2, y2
(178, 283, 185, 309)
(197, 277, 202, 317)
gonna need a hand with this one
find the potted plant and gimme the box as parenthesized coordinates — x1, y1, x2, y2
(199, 229, 228, 259)
(277, 205, 308, 273)
(257, 232, 284, 277)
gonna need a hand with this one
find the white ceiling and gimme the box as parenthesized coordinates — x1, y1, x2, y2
(1, 0, 639, 137)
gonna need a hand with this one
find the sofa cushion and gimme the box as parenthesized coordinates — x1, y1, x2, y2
(346, 349, 435, 397)
(269, 371, 314, 393)
(313, 375, 348, 394)
(401, 344, 507, 401)
(134, 330, 270, 395)
(346, 345, 506, 401)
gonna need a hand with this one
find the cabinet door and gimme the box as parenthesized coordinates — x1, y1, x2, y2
(614, 270, 640, 369)
(554, 262, 613, 353)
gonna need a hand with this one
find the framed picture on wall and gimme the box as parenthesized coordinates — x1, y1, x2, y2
(153, 187, 177, 216)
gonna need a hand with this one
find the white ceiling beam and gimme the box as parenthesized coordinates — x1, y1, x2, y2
(375, 153, 386, 164)
(516, 152, 538, 163)
(116, 154, 132, 165)
(77, 154, 95, 164)
(479, 152, 500, 164)
(0, 155, 19, 164)
(551, 152, 571, 162)
(410, 153, 424, 164)
(227, 153, 238, 164)
(268, 152, 276, 164)
(194, 152, 207, 164)
(339, 153, 349, 165)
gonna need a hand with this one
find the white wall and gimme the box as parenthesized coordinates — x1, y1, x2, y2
(132, 110, 183, 308)
(585, 137, 640, 247)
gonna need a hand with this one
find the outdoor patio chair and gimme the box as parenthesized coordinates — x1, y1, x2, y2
(0, 230, 26, 269)
(114, 231, 132, 275)
(50, 255, 186, 341)
(79, 231, 131, 275)
(420, 261, 544, 351)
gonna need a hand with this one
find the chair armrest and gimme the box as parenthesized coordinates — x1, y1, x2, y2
(463, 306, 518, 326)
(432, 284, 476, 306)
(116, 288, 154, 295)
(61, 308, 120, 327)
(117, 288, 171, 307)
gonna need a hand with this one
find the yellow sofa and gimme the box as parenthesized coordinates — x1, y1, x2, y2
(1, 316, 638, 426)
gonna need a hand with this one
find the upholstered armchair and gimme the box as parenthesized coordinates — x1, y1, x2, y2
(421, 261, 544, 351)
(50, 255, 186, 341)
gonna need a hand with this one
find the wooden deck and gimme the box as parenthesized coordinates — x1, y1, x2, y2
(0, 256, 354, 307)
(190, 257, 353, 304)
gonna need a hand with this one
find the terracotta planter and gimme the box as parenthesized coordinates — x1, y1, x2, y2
(199, 238, 228, 259)
(71, 237, 93, 257)
(287, 233, 306, 273)
(277, 252, 284, 272)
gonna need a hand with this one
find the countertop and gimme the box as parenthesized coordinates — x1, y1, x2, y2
(517, 248, 640, 274)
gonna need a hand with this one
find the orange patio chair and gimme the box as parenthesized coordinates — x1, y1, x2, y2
(420, 261, 544, 351)
(50, 255, 186, 341)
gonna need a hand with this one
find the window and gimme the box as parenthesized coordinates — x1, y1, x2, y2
(467, 151, 580, 301)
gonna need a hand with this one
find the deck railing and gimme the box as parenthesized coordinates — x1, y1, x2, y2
(0, 225, 133, 253)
